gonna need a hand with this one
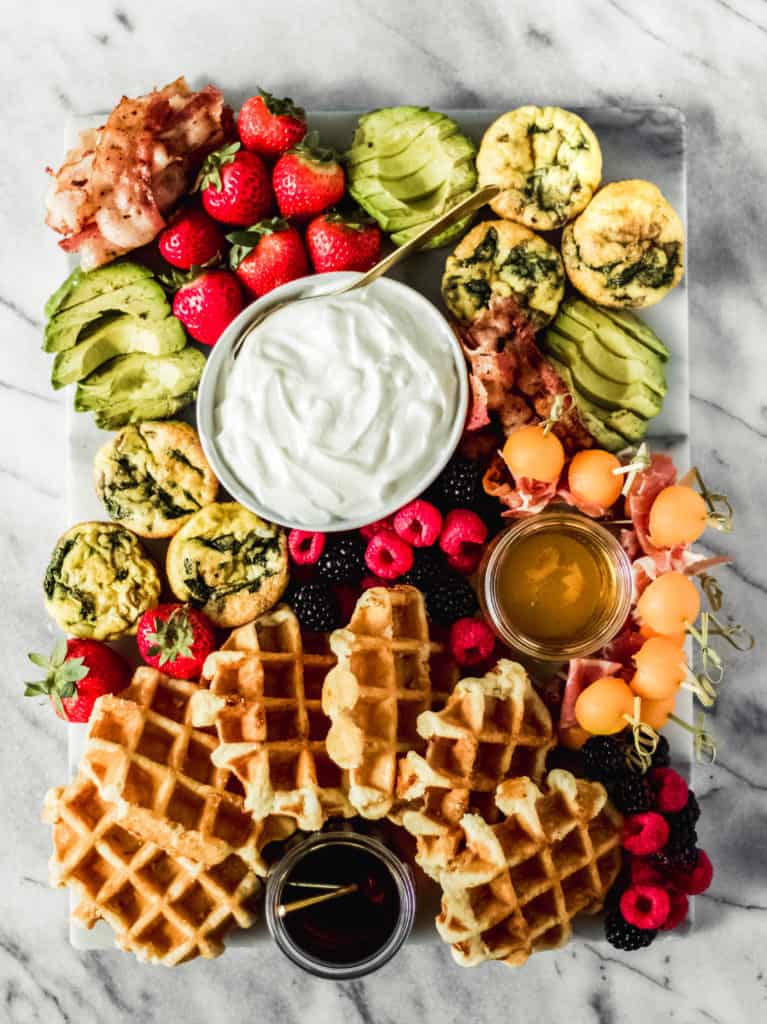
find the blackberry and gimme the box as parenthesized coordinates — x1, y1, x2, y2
(316, 534, 366, 584)
(651, 734, 671, 768)
(605, 909, 657, 951)
(652, 832, 699, 873)
(611, 775, 653, 815)
(290, 582, 340, 631)
(425, 576, 478, 625)
(582, 735, 631, 785)
(432, 457, 482, 508)
(666, 791, 701, 834)
(401, 547, 448, 590)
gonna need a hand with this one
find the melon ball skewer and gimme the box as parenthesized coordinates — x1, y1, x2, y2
(636, 572, 701, 636)
(502, 424, 565, 485)
(567, 450, 623, 509)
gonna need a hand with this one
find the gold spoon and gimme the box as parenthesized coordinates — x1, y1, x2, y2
(276, 882, 359, 919)
(231, 183, 500, 359)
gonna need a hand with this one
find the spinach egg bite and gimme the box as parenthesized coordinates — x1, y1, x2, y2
(477, 106, 602, 230)
(44, 522, 161, 640)
(442, 220, 564, 327)
(166, 502, 288, 627)
(562, 180, 685, 309)
(93, 421, 218, 539)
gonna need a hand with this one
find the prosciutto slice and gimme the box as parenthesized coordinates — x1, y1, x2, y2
(560, 658, 624, 730)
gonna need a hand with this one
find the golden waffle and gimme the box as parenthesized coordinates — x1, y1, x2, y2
(81, 667, 295, 873)
(190, 607, 353, 832)
(43, 774, 260, 966)
(435, 770, 623, 968)
(322, 586, 460, 820)
(398, 660, 555, 878)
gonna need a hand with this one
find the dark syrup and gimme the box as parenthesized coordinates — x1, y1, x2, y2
(283, 842, 401, 965)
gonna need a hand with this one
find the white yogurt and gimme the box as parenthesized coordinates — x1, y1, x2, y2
(214, 281, 461, 527)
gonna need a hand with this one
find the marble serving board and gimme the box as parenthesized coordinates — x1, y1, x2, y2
(66, 106, 691, 952)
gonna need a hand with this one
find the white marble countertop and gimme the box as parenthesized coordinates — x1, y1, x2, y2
(2, 2, 766, 1021)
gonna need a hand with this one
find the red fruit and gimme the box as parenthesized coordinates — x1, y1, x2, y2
(172, 269, 243, 346)
(288, 529, 326, 566)
(439, 510, 488, 566)
(660, 889, 690, 931)
(364, 530, 414, 580)
(227, 218, 308, 298)
(238, 89, 307, 158)
(198, 143, 273, 226)
(620, 884, 671, 930)
(623, 812, 670, 856)
(136, 604, 216, 681)
(446, 548, 484, 576)
(393, 500, 443, 548)
(272, 134, 345, 220)
(671, 849, 713, 895)
(449, 618, 496, 667)
(24, 638, 131, 723)
(158, 208, 225, 269)
(630, 858, 665, 888)
(359, 516, 395, 540)
(651, 767, 689, 813)
(305, 211, 381, 274)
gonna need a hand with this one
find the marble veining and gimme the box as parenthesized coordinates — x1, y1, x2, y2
(1, 2, 766, 1022)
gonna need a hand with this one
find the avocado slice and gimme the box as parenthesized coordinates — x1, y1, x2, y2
(548, 316, 667, 397)
(51, 314, 186, 388)
(561, 299, 669, 363)
(547, 356, 648, 450)
(44, 262, 153, 319)
(346, 108, 453, 165)
(44, 279, 171, 353)
(74, 348, 205, 430)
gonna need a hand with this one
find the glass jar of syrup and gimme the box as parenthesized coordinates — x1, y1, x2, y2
(265, 831, 416, 979)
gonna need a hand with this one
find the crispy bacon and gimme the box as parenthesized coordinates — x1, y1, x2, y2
(45, 77, 232, 269)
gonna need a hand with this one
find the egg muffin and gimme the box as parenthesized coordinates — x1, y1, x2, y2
(477, 106, 602, 230)
(94, 421, 219, 539)
(166, 502, 288, 627)
(442, 220, 564, 328)
(562, 180, 685, 309)
(44, 522, 161, 640)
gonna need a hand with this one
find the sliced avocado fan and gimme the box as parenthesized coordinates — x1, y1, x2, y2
(345, 107, 478, 249)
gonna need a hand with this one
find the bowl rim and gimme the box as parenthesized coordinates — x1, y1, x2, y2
(196, 271, 469, 533)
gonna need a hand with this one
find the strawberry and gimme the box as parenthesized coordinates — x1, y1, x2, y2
(136, 604, 216, 681)
(197, 142, 273, 226)
(228, 218, 309, 297)
(172, 269, 243, 346)
(272, 133, 345, 220)
(24, 637, 131, 723)
(238, 88, 307, 158)
(158, 207, 225, 270)
(305, 210, 382, 273)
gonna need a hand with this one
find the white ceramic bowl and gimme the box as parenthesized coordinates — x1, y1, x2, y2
(197, 272, 469, 532)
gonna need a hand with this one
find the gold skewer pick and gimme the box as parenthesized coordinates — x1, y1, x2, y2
(285, 881, 349, 891)
(277, 883, 359, 919)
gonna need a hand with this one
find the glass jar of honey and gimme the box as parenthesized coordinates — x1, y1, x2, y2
(479, 510, 632, 661)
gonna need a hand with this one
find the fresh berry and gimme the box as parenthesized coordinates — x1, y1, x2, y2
(364, 530, 414, 581)
(651, 733, 671, 767)
(227, 218, 308, 297)
(305, 210, 381, 274)
(291, 582, 340, 631)
(288, 530, 326, 566)
(612, 775, 653, 816)
(620, 884, 671, 931)
(651, 831, 699, 873)
(198, 143, 273, 226)
(401, 547, 448, 590)
(237, 89, 307, 157)
(137, 604, 216, 680)
(449, 617, 496, 666)
(393, 500, 443, 548)
(158, 208, 225, 269)
(665, 792, 701, 836)
(439, 510, 488, 570)
(272, 134, 345, 220)
(623, 812, 670, 856)
(24, 638, 130, 723)
(651, 767, 689, 813)
(359, 516, 395, 539)
(604, 908, 657, 951)
(670, 848, 713, 895)
(446, 548, 484, 575)
(172, 269, 244, 346)
(660, 889, 689, 931)
(582, 734, 631, 785)
(316, 534, 367, 584)
(425, 576, 479, 625)
(630, 858, 665, 889)
(431, 456, 482, 508)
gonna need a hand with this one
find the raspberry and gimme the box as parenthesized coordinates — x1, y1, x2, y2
(425, 576, 479, 625)
(651, 767, 689, 813)
(449, 618, 496, 667)
(439, 509, 488, 562)
(660, 889, 689, 931)
(651, 734, 671, 768)
(620, 884, 671, 930)
(316, 535, 366, 583)
(364, 530, 414, 580)
(393, 500, 443, 548)
(291, 582, 340, 631)
(671, 849, 713, 895)
(623, 812, 670, 856)
(446, 548, 483, 575)
(582, 735, 631, 785)
(359, 516, 395, 540)
(288, 530, 326, 566)
(612, 775, 653, 816)
(432, 456, 482, 508)
(604, 908, 657, 951)
(630, 858, 665, 888)
(401, 547, 448, 590)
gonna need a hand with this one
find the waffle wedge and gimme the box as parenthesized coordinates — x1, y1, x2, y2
(190, 607, 353, 832)
(322, 586, 460, 820)
(81, 667, 295, 873)
(398, 659, 555, 878)
(435, 770, 623, 968)
(43, 774, 260, 966)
